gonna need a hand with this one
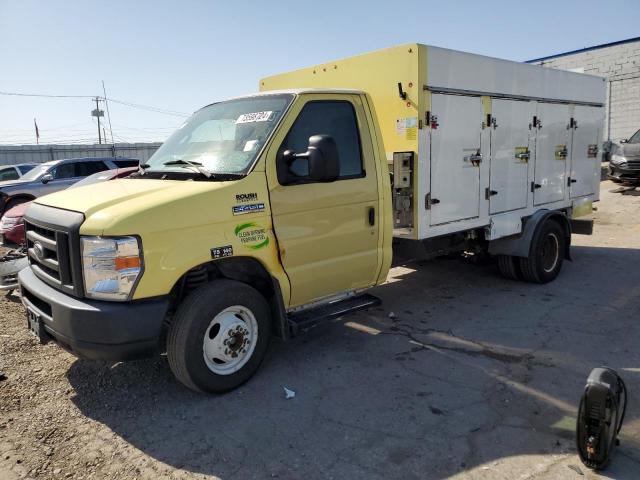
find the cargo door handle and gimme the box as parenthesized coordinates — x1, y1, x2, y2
(368, 207, 375, 226)
(515, 152, 530, 161)
(568, 177, 577, 185)
(531, 182, 542, 192)
(485, 188, 498, 199)
(464, 153, 483, 166)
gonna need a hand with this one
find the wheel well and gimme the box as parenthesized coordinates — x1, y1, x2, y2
(6, 194, 35, 206)
(163, 257, 288, 339)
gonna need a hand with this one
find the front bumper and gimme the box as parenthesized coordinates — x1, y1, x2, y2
(608, 163, 640, 182)
(18, 267, 169, 360)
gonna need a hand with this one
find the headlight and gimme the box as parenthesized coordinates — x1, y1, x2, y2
(611, 154, 627, 166)
(0, 216, 19, 229)
(81, 236, 143, 301)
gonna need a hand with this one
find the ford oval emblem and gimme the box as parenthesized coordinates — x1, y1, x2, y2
(34, 241, 45, 261)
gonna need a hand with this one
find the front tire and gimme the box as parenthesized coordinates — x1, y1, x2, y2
(167, 279, 271, 393)
(519, 220, 566, 284)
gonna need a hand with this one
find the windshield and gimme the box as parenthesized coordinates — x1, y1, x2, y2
(628, 129, 640, 144)
(19, 164, 51, 181)
(145, 94, 293, 175)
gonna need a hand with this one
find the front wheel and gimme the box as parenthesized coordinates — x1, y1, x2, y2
(167, 279, 271, 393)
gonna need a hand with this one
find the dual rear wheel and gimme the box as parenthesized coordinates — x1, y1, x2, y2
(497, 220, 566, 284)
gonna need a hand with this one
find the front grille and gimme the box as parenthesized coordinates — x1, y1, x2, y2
(23, 204, 85, 297)
(626, 160, 640, 170)
(25, 222, 72, 287)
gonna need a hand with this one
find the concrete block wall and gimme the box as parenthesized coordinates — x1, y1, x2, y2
(529, 39, 640, 142)
(0, 142, 161, 166)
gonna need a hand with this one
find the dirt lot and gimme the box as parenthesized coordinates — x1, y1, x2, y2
(1, 179, 639, 480)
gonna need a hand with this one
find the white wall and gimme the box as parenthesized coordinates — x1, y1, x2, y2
(529, 39, 640, 142)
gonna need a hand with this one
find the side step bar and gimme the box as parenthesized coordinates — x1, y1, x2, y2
(288, 293, 381, 335)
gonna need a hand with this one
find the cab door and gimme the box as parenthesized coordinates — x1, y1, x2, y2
(266, 94, 381, 307)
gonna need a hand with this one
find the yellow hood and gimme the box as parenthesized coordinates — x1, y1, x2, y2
(34, 174, 270, 236)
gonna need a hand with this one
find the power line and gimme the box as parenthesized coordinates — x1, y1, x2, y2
(0, 89, 190, 117)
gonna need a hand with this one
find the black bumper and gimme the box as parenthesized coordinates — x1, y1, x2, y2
(18, 267, 169, 361)
(608, 163, 640, 181)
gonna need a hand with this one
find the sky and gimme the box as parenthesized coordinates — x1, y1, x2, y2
(1, 0, 639, 145)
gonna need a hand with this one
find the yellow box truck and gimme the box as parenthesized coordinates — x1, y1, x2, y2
(19, 44, 604, 392)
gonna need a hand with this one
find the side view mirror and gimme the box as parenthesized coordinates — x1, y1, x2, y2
(283, 135, 340, 182)
(41, 174, 53, 184)
(620, 139, 628, 144)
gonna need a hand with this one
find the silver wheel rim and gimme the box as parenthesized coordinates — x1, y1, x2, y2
(541, 232, 560, 273)
(202, 305, 258, 375)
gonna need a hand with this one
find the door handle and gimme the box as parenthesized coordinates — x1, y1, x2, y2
(531, 182, 542, 192)
(464, 153, 483, 166)
(515, 152, 530, 161)
(368, 207, 375, 226)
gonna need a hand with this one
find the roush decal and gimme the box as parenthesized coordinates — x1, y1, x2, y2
(232, 203, 265, 215)
(236, 193, 258, 203)
(234, 222, 269, 250)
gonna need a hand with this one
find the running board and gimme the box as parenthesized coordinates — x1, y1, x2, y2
(288, 294, 381, 335)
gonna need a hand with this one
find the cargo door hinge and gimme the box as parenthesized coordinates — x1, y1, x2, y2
(425, 193, 440, 210)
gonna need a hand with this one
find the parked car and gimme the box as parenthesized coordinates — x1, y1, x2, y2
(0, 163, 37, 182)
(609, 128, 640, 182)
(0, 157, 139, 215)
(0, 166, 138, 246)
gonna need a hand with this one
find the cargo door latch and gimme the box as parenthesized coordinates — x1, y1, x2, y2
(425, 193, 440, 209)
(485, 188, 498, 199)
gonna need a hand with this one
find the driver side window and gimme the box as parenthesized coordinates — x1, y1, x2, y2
(52, 163, 75, 179)
(277, 101, 364, 185)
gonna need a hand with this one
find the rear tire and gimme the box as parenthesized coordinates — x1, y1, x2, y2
(519, 220, 565, 284)
(167, 279, 271, 393)
(497, 255, 522, 281)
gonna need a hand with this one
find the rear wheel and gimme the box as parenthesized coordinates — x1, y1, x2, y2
(167, 279, 271, 393)
(519, 220, 565, 284)
(497, 255, 522, 281)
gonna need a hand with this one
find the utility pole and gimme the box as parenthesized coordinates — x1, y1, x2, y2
(91, 97, 105, 144)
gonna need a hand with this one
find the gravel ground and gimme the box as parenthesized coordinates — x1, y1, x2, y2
(1, 179, 639, 480)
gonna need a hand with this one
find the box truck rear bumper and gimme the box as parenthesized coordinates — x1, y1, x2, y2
(18, 267, 169, 361)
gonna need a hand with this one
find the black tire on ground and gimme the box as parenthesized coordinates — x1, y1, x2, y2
(519, 220, 566, 284)
(167, 279, 271, 393)
(497, 255, 522, 281)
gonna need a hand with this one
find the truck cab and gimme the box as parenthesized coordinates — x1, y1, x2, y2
(18, 89, 392, 392)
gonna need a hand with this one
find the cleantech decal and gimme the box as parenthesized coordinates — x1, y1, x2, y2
(234, 222, 269, 250)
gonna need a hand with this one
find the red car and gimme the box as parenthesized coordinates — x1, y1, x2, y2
(0, 167, 137, 246)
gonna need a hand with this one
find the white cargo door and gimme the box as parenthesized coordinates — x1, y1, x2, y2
(489, 99, 534, 214)
(569, 105, 602, 198)
(429, 94, 482, 225)
(533, 103, 570, 205)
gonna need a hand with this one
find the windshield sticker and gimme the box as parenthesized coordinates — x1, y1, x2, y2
(236, 111, 273, 124)
(243, 140, 259, 152)
(232, 203, 265, 215)
(234, 222, 269, 250)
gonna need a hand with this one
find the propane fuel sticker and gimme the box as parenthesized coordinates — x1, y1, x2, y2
(236, 111, 273, 124)
(234, 222, 270, 250)
(395, 118, 406, 135)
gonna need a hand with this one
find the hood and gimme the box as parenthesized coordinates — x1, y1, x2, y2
(33, 174, 269, 236)
(619, 142, 640, 159)
(0, 178, 32, 190)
